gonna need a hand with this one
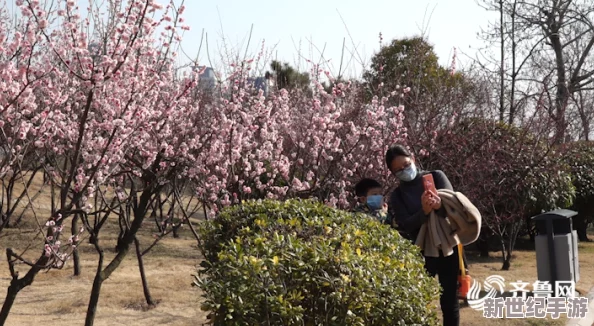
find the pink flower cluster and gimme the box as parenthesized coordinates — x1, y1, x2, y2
(184, 71, 408, 215)
(0, 0, 409, 227)
(43, 213, 84, 268)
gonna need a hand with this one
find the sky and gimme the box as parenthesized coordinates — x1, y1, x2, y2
(176, 0, 500, 78)
(7, 0, 500, 78)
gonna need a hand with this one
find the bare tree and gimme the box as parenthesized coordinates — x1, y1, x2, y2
(572, 90, 594, 140)
(477, 0, 594, 143)
(513, 0, 594, 142)
(477, 0, 549, 126)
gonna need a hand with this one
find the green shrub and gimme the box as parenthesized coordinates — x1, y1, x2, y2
(561, 141, 594, 212)
(559, 141, 594, 240)
(195, 199, 440, 326)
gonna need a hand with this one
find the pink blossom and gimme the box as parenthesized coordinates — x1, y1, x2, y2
(44, 244, 52, 257)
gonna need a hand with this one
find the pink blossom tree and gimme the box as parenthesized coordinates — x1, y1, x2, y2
(0, 0, 199, 324)
(0, 1, 411, 325)
(191, 66, 409, 215)
(423, 118, 575, 270)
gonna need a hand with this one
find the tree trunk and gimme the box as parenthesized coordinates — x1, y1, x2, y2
(500, 239, 511, 270)
(503, 239, 513, 271)
(525, 216, 536, 242)
(476, 228, 490, 257)
(85, 185, 161, 325)
(202, 203, 209, 221)
(172, 224, 180, 238)
(0, 213, 9, 235)
(85, 266, 104, 326)
(85, 232, 138, 326)
(549, 24, 570, 144)
(499, 0, 505, 123)
(115, 213, 127, 253)
(582, 118, 591, 141)
(508, 0, 518, 125)
(478, 239, 490, 257)
(72, 214, 81, 276)
(577, 92, 591, 141)
(0, 251, 46, 324)
(502, 256, 511, 270)
(134, 237, 155, 307)
(0, 282, 20, 325)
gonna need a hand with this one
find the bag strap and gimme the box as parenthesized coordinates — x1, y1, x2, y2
(457, 243, 466, 276)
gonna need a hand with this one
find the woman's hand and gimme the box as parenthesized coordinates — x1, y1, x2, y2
(422, 191, 441, 214)
(428, 190, 441, 210)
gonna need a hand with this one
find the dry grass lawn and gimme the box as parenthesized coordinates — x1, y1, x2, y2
(0, 172, 208, 325)
(0, 221, 208, 326)
(0, 172, 592, 325)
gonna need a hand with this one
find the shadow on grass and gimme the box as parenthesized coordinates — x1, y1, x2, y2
(465, 251, 505, 265)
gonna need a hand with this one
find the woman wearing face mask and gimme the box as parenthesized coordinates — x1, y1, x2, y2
(385, 144, 460, 326)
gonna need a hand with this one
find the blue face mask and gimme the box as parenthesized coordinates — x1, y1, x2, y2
(366, 195, 383, 211)
(396, 164, 417, 182)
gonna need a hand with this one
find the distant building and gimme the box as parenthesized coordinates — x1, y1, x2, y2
(246, 76, 272, 97)
(196, 66, 217, 91)
(88, 42, 103, 64)
(246, 72, 275, 97)
(88, 42, 101, 56)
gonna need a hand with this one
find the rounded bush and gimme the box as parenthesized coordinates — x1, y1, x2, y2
(560, 141, 594, 211)
(195, 199, 440, 326)
(559, 141, 594, 240)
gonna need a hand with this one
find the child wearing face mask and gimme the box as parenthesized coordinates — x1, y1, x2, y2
(353, 178, 388, 224)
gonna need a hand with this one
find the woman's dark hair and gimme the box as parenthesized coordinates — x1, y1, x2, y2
(354, 178, 382, 197)
(385, 144, 412, 169)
